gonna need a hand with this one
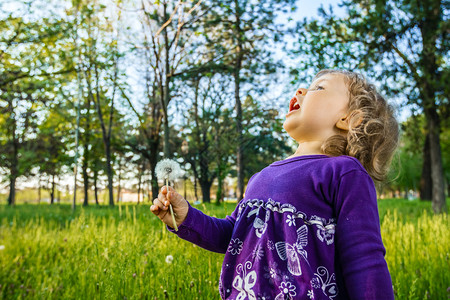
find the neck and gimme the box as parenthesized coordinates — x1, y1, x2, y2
(288, 141, 324, 158)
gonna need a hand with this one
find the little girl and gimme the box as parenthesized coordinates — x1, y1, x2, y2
(151, 69, 399, 299)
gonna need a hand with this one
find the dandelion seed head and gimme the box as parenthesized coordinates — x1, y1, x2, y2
(0, 245, 5, 250)
(155, 159, 184, 181)
(165, 255, 174, 264)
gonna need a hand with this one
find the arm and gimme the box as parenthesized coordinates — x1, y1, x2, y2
(167, 172, 260, 253)
(166, 201, 238, 254)
(334, 170, 394, 300)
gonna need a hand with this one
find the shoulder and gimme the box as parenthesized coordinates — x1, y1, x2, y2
(325, 155, 369, 177)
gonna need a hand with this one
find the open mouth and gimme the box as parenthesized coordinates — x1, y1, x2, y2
(289, 97, 300, 112)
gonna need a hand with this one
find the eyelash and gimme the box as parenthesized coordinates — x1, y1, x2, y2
(315, 86, 324, 90)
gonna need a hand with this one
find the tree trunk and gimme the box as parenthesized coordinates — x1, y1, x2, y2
(82, 159, 89, 206)
(192, 78, 200, 203)
(50, 174, 55, 204)
(116, 157, 122, 203)
(420, 0, 446, 214)
(200, 180, 212, 203)
(89, 62, 115, 207)
(148, 143, 160, 203)
(105, 144, 114, 206)
(38, 175, 42, 204)
(234, 0, 244, 201)
(216, 160, 228, 204)
(7, 120, 18, 206)
(198, 145, 215, 203)
(82, 96, 91, 207)
(137, 164, 143, 205)
(151, 166, 159, 203)
(7, 175, 16, 206)
(147, 176, 151, 203)
(424, 108, 446, 213)
(194, 175, 199, 202)
(162, 2, 171, 158)
(420, 134, 432, 200)
(216, 175, 224, 205)
(94, 170, 99, 205)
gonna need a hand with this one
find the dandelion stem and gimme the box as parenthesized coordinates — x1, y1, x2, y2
(166, 178, 178, 231)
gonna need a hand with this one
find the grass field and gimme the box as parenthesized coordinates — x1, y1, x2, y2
(0, 199, 448, 299)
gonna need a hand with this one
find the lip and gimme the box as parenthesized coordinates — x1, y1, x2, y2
(287, 97, 301, 117)
(286, 108, 300, 117)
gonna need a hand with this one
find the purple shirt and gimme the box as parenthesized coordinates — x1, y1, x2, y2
(168, 155, 394, 299)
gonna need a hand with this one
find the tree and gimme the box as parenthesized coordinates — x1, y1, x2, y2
(134, 0, 205, 158)
(70, 0, 126, 206)
(240, 95, 293, 180)
(179, 73, 293, 203)
(198, 0, 297, 201)
(386, 115, 424, 198)
(35, 106, 72, 204)
(292, 0, 448, 213)
(0, 7, 72, 204)
(178, 74, 234, 203)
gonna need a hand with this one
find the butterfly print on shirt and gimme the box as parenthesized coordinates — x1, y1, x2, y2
(232, 260, 257, 300)
(248, 206, 271, 238)
(275, 224, 309, 276)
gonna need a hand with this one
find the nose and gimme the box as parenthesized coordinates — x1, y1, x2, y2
(296, 88, 308, 96)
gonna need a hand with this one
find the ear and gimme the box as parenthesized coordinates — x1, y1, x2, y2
(336, 114, 351, 131)
(336, 113, 363, 131)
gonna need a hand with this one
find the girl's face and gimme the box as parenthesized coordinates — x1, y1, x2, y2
(283, 73, 350, 143)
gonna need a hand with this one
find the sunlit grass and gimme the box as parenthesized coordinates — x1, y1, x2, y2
(0, 199, 448, 299)
(382, 210, 449, 299)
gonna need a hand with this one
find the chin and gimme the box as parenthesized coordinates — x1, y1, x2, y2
(282, 124, 295, 141)
(282, 120, 290, 135)
(283, 118, 296, 135)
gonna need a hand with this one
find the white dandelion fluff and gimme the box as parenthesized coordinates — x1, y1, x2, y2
(156, 159, 184, 182)
(165, 255, 174, 264)
(0, 245, 5, 251)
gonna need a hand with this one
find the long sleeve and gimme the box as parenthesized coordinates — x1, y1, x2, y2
(166, 201, 238, 254)
(334, 170, 394, 300)
(167, 172, 260, 254)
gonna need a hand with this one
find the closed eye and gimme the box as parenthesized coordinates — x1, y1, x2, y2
(315, 85, 324, 90)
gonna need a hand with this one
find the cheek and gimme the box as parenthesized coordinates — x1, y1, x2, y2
(305, 101, 344, 125)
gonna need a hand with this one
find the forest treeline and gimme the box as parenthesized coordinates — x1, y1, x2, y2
(0, 0, 448, 213)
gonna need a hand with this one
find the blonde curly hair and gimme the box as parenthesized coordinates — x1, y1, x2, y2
(316, 69, 400, 182)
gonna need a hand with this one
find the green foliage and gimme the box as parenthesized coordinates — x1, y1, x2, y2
(0, 200, 448, 299)
(241, 95, 293, 178)
(386, 115, 425, 193)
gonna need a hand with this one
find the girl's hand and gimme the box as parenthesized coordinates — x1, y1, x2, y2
(150, 186, 189, 229)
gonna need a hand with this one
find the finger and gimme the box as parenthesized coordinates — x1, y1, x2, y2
(151, 203, 169, 220)
(158, 193, 169, 207)
(153, 198, 168, 211)
(165, 190, 184, 207)
(150, 204, 159, 214)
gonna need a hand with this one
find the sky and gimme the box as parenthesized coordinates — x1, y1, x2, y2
(295, 0, 346, 20)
